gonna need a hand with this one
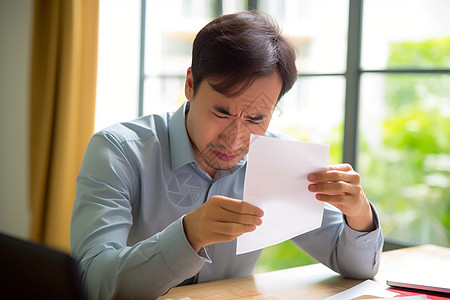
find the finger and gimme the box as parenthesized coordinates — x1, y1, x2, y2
(308, 169, 360, 184)
(308, 181, 358, 195)
(214, 196, 264, 217)
(314, 194, 349, 215)
(215, 208, 263, 226)
(213, 221, 257, 237)
(208, 227, 256, 244)
(328, 163, 354, 172)
(307, 163, 353, 177)
(315, 193, 349, 203)
(314, 193, 363, 216)
(308, 164, 353, 180)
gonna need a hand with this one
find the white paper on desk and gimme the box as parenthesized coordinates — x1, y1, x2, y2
(324, 280, 399, 300)
(236, 134, 328, 255)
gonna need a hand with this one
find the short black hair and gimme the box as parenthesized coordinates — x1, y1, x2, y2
(191, 11, 297, 101)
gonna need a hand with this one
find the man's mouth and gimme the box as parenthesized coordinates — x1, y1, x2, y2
(212, 150, 239, 162)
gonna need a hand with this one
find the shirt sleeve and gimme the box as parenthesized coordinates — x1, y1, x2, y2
(290, 203, 384, 279)
(70, 132, 208, 300)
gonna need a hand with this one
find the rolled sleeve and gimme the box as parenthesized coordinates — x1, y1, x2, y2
(77, 217, 209, 300)
(291, 203, 383, 280)
(337, 202, 384, 279)
(342, 202, 382, 250)
(159, 217, 210, 280)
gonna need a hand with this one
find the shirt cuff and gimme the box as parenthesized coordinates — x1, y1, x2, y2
(158, 217, 210, 281)
(342, 202, 382, 250)
(197, 247, 211, 262)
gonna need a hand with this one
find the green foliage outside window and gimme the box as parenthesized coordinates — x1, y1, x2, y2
(388, 38, 450, 69)
(360, 38, 450, 246)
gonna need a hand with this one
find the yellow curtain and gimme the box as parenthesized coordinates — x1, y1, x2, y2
(29, 0, 99, 252)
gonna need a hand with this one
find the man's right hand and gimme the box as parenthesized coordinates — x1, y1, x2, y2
(182, 195, 264, 252)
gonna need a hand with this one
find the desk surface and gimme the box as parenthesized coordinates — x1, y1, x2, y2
(157, 244, 450, 300)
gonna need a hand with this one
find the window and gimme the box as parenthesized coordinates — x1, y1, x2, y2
(359, 0, 450, 247)
(95, 0, 141, 132)
(96, 0, 450, 272)
(140, 0, 348, 160)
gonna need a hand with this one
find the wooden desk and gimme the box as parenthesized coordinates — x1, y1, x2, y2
(157, 245, 450, 300)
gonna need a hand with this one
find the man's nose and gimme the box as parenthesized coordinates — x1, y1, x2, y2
(219, 119, 249, 151)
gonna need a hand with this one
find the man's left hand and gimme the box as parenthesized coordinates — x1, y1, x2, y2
(307, 163, 375, 232)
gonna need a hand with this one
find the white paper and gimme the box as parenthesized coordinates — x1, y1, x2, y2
(324, 280, 399, 300)
(236, 134, 328, 255)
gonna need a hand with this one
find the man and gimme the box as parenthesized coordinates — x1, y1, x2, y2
(71, 11, 383, 300)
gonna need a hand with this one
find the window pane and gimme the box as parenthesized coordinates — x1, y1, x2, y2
(143, 0, 246, 113)
(144, 0, 217, 77)
(95, 0, 140, 131)
(258, 0, 349, 74)
(361, 0, 450, 70)
(359, 74, 450, 246)
(143, 76, 185, 115)
(269, 76, 345, 164)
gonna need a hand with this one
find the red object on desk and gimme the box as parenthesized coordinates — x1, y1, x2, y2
(388, 288, 450, 299)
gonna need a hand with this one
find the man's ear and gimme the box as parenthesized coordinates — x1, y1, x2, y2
(185, 67, 194, 101)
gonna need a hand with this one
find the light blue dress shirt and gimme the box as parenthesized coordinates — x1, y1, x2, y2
(71, 102, 383, 300)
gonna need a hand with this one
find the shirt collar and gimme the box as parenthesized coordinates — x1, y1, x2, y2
(169, 102, 197, 170)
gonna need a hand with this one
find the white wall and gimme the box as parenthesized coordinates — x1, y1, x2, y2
(0, 0, 33, 239)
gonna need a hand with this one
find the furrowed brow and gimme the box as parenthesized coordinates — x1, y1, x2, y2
(213, 105, 234, 116)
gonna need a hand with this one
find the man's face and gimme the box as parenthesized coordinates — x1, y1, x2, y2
(185, 68, 282, 177)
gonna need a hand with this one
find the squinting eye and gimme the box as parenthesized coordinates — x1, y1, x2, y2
(247, 119, 263, 125)
(213, 112, 228, 119)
